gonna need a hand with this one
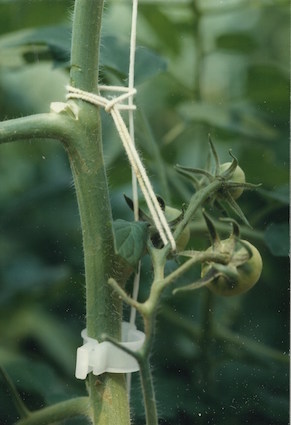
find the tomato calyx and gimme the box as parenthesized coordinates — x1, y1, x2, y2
(200, 214, 262, 296)
(175, 135, 260, 227)
(174, 212, 262, 297)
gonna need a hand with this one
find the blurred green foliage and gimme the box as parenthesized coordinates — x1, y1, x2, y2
(0, 1, 289, 424)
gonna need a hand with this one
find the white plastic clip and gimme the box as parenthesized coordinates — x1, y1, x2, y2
(75, 322, 145, 379)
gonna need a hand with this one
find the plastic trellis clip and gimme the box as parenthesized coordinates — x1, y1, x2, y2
(75, 321, 145, 379)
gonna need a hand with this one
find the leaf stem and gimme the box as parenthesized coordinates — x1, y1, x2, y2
(162, 251, 227, 288)
(16, 397, 91, 425)
(108, 277, 144, 313)
(0, 113, 72, 146)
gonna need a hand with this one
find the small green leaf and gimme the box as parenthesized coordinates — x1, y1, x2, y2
(264, 222, 289, 257)
(113, 219, 149, 268)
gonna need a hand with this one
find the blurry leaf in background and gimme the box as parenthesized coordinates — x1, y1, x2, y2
(178, 101, 278, 140)
(0, 25, 71, 68)
(216, 31, 257, 53)
(0, 255, 69, 304)
(101, 35, 167, 84)
(247, 64, 289, 122)
(0, 63, 68, 116)
(139, 5, 181, 55)
(264, 223, 289, 257)
(259, 184, 289, 205)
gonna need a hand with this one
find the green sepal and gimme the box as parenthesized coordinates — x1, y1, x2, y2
(211, 263, 239, 283)
(208, 134, 220, 174)
(175, 164, 213, 181)
(202, 210, 220, 247)
(219, 191, 252, 228)
(219, 217, 241, 238)
(224, 181, 262, 191)
(218, 150, 239, 179)
(174, 166, 201, 190)
(237, 238, 253, 259)
(123, 194, 152, 222)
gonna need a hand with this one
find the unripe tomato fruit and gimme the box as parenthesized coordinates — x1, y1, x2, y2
(219, 162, 245, 200)
(201, 239, 262, 296)
(164, 206, 190, 252)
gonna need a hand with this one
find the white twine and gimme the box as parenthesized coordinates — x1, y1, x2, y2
(66, 85, 176, 251)
(126, 0, 141, 396)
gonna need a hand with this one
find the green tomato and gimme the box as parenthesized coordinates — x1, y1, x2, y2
(219, 162, 245, 200)
(164, 206, 190, 252)
(201, 239, 263, 297)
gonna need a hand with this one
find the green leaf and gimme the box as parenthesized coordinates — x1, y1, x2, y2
(259, 184, 289, 205)
(0, 256, 70, 305)
(140, 6, 181, 55)
(216, 32, 257, 53)
(247, 64, 289, 120)
(113, 219, 149, 268)
(101, 36, 167, 85)
(135, 46, 168, 84)
(0, 25, 70, 67)
(178, 101, 277, 140)
(264, 222, 289, 257)
(3, 359, 72, 405)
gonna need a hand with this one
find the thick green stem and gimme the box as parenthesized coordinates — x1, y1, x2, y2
(70, 0, 104, 92)
(68, 0, 130, 423)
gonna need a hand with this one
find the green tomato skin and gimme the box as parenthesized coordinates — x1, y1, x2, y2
(202, 239, 263, 297)
(219, 162, 245, 200)
(164, 206, 190, 252)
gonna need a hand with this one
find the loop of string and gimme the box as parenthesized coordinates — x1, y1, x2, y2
(66, 85, 176, 252)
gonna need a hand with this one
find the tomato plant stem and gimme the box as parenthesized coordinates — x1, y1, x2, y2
(68, 0, 130, 423)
